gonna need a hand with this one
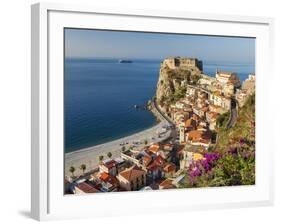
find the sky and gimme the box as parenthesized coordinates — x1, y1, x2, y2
(65, 28, 255, 64)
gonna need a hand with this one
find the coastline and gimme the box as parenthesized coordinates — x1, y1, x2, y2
(65, 101, 171, 177)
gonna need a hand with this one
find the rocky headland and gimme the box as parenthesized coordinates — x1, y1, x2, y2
(155, 57, 203, 112)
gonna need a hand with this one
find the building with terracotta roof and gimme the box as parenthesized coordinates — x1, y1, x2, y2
(163, 162, 176, 178)
(159, 179, 176, 190)
(98, 172, 119, 192)
(186, 130, 212, 148)
(148, 143, 161, 154)
(146, 155, 166, 180)
(142, 155, 152, 167)
(99, 159, 117, 176)
(74, 182, 100, 194)
(117, 165, 146, 191)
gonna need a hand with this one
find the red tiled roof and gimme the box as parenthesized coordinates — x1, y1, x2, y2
(147, 155, 165, 171)
(99, 172, 119, 187)
(163, 163, 176, 173)
(147, 163, 160, 171)
(142, 155, 152, 167)
(149, 144, 160, 153)
(119, 166, 145, 181)
(76, 182, 100, 193)
(152, 155, 163, 165)
(99, 172, 110, 182)
(188, 130, 204, 140)
(188, 130, 212, 142)
(159, 179, 175, 189)
(103, 159, 117, 169)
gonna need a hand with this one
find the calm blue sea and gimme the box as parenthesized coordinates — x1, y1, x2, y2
(64, 58, 255, 152)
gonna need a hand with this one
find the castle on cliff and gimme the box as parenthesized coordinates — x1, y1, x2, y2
(163, 57, 203, 71)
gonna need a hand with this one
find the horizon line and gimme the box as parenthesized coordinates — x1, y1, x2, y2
(65, 56, 255, 64)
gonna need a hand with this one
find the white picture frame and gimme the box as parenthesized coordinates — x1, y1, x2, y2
(31, 2, 274, 221)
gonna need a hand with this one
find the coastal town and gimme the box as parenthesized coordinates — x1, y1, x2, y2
(65, 57, 255, 194)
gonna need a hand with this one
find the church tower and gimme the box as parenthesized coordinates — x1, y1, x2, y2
(179, 122, 185, 143)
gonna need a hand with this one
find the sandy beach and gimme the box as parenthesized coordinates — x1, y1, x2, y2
(65, 119, 171, 177)
(64, 97, 175, 178)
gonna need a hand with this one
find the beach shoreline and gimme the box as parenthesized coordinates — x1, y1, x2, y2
(65, 119, 170, 177)
(64, 98, 173, 178)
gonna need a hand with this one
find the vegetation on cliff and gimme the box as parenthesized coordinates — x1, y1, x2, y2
(159, 85, 187, 106)
(216, 94, 255, 149)
(156, 60, 202, 109)
(180, 94, 255, 188)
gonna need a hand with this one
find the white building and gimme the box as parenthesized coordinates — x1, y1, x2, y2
(186, 86, 196, 97)
(215, 71, 241, 88)
(210, 92, 231, 110)
(179, 123, 186, 143)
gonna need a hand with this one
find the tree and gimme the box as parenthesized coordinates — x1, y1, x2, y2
(216, 112, 230, 129)
(69, 166, 75, 177)
(121, 146, 126, 152)
(174, 85, 187, 100)
(144, 139, 148, 145)
(107, 152, 112, 159)
(99, 155, 104, 163)
(79, 164, 86, 175)
(190, 74, 201, 85)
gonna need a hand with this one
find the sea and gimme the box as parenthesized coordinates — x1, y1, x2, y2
(64, 58, 255, 153)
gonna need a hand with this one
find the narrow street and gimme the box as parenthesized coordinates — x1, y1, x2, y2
(152, 98, 177, 142)
(227, 98, 238, 128)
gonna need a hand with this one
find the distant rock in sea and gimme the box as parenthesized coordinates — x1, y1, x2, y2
(119, 59, 133, 63)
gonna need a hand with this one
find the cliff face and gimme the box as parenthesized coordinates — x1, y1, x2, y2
(155, 57, 202, 112)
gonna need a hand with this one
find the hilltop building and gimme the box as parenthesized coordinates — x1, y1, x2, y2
(164, 57, 203, 71)
(215, 70, 241, 88)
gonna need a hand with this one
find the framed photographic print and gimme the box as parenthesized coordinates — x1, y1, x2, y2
(31, 2, 274, 221)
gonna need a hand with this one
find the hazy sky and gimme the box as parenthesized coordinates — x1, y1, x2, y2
(65, 28, 255, 63)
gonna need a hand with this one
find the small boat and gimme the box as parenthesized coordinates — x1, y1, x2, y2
(119, 59, 133, 63)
